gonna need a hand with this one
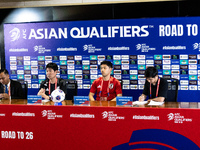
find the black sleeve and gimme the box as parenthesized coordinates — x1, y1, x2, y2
(142, 80, 149, 96)
(59, 79, 68, 100)
(158, 78, 168, 98)
(0, 84, 4, 94)
(39, 80, 46, 89)
(11, 81, 24, 99)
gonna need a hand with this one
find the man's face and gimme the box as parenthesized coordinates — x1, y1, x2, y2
(0, 72, 10, 85)
(146, 75, 158, 85)
(46, 68, 57, 80)
(100, 64, 112, 77)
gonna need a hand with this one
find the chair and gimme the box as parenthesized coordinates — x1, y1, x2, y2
(19, 80, 28, 99)
(65, 79, 77, 101)
(165, 78, 178, 102)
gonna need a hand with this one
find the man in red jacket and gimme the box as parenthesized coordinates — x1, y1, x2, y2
(89, 61, 122, 101)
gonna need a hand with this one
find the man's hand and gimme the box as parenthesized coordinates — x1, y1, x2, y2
(0, 93, 10, 99)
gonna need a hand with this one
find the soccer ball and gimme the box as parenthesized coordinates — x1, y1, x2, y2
(51, 89, 65, 103)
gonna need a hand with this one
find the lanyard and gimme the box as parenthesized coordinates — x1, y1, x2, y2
(150, 77, 160, 99)
(8, 85, 10, 96)
(48, 78, 57, 95)
(99, 77, 111, 98)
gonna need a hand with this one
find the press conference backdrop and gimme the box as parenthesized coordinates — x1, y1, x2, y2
(4, 17, 200, 102)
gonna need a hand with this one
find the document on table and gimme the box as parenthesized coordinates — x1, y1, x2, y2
(132, 101, 148, 105)
(148, 100, 164, 106)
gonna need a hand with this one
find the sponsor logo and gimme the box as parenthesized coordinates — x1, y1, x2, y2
(17, 70, 24, 75)
(163, 65, 171, 70)
(180, 55, 188, 59)
(68, 70, 75, 74)
(146, 60, 154, 64)
(114, 75, 121, 80)
(67, 60, 75, 65)
(121, 60, 129, 64)
(136, 43, 156, 52)
(130, 70, 138, 74)
(102, 111, 125, 121)
(181, 86, 188, 90)
(137, 55, 145, 59)
(167, 113, 192, 123)
(34, 45, 51, 53)
(189, 55, 197, 59)
(90, 65, 98, 69)
(83, 84, 90, 89)
(130, 85, 138, 89)
(59, 56, 67, 60)
(121, 55, 129, 59)
(180, 80, 188, 85)
(163, 55, 171, 59)
(189, 70, 197, 75)
(90, 60, 97, 65)
(10, 56, 17, 61)
(90, 70, 97, 75)
(189, 65, 197, 69)
(189, 60, 197, 64)
(130, 75, 137, 80)
(137, 60, 145, 64)
(171, 70, 179, 74)
(75, 70, 82, 74)
(122, 65, 129, 70)
(139, 85, 144, 89)
(114, 70, 121, 74)
(83, 44, 101, 53)
(163, 60, 171, 64)
(9, 28, 20, 41)
(75, 55, 82, 60)
(189, 81, 197, 85)
(138, 80, 145, 84)
(68, 65, 75, 70)
(90, 75, 97, 79)
(189, 85, 197, 90)
(41, 110, 63, 120)
(171, 65, 180, 69)
(82, 60, 90, 65)
(122, 85, 129, 89)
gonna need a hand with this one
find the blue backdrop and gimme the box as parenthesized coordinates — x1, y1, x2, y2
(4, 17, 200, 101)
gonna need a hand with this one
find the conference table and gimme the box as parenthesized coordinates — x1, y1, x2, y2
(0, 99, 200, 150)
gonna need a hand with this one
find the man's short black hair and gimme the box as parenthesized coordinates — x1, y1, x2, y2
(100, 61, 113, 68)
(0, 69, 9, 75)
(46, 63, 58, 71)
(145, 67, 158, 78)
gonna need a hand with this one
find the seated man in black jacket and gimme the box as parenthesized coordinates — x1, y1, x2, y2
(37, 63, 67, 100)
(0, 69, 23, 99)
(138, 67, 168, 102)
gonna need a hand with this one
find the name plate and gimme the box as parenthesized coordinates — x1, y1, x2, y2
(74, 96, 90, 106)
(27, 95, 42, 105)
(116, 96, 133, 107)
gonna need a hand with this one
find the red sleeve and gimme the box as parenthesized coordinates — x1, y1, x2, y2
(90, 80, 97, 94)
(115, 79, 122, 95)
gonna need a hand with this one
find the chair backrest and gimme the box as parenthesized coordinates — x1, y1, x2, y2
(19, 80, 28, 99)
(65, 79, 77, 101)
(165, 78, 178, 102)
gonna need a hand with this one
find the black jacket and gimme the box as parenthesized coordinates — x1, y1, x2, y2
(0, 79, 23, 99)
